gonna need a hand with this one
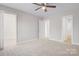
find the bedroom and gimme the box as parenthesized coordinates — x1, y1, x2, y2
(0, 3, 79, 56)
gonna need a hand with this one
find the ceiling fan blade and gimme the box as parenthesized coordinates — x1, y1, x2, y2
(33, 3, 47, 6)
(41, 3, 45, 6)
(46, 5, 56, 8)
(33, 3, 42, 6)
(35, 7, 42, 11)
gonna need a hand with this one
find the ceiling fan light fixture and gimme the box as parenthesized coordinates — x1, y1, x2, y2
(42, 6, 46, 10)
(33, 3, 56, 12)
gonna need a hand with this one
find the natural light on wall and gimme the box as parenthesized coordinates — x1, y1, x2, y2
(45, 20, 50, 38)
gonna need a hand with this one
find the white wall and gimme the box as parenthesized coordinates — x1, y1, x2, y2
(17, 12, 40, 42)
(0, 5, 42, 48)
(44, 9, 79, 45)
(73, 13, 79, 44)
(44, 14, 62, 41)
(0, 12, 4, 49)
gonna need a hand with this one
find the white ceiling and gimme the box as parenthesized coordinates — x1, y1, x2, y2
(1, 3, 79, 17)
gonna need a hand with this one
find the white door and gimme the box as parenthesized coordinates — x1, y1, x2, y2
(4, 14, 16, 48)
(62, 15, 73, 43)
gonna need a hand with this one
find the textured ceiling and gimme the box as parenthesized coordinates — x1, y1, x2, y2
(1, 3, 79, 17)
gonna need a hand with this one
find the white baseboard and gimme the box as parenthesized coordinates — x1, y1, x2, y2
(49, 38, 79, 45)
(17, 38, 79, 45)
(49, 38, 63, 43)
(17, 38, 38, 45)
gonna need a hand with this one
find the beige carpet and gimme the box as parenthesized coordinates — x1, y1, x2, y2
(0, 39, 79, 56)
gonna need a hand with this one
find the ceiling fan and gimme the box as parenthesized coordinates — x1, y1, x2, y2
(33, 3, 56, 12)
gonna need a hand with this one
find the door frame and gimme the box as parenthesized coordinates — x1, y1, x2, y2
(3, 13, 17, 48)
(62, 15, 73, 44)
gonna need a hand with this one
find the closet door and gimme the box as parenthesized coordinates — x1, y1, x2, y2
(4, 14, 16, 48)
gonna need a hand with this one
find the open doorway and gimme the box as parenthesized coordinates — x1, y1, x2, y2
(39, 19, 50, 39)
(62, 15, 73, 45)
(4, 14, 17, 48)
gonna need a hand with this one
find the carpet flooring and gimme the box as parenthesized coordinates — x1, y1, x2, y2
(0, 39, 79, 56)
